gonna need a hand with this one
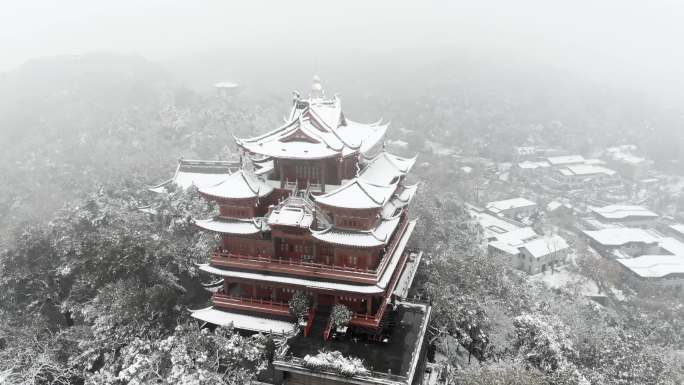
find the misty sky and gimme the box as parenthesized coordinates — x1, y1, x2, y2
(2, 1, 684, 92)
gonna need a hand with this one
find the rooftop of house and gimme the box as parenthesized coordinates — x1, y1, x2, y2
(590, 205, 659, 220)
(616, 254, 684, 278)
(486, 197, 537, 214)
(517, 160, 551, 169)
(520, 235, 570, 259)
(546, 155, 585, 165)
(468, 206, 526, 239)
(558, 164, 617, 177)
(583, 227, 661, 246)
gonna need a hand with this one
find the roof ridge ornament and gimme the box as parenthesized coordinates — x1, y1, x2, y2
(310, 75, 324, 99)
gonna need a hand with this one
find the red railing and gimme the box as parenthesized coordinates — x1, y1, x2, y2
(212, 293, 290, 317)
(373, 215, 409, 278)
(349, 242, 413, 328)
(212, 249, 378, 275)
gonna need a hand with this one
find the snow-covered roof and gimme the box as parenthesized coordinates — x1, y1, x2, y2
(191, 307, 292, 334)
(616, 255, 684, 278)
(268, 205, 314, 228)
(199, 169, 273, 200)
(488, 240, 522, 255)
(496, 227, 538, 245)
(149, 159, 237, 193)
(381, 184, 418, 219)
(520, 235, 570, 259)
(670, 224, 684, 238)
(590, 205, 658, 220)
(195, 217, 268, 235)
(486, 197, 537, 214)
(311, 215, 402, 247)
(236, 86, 387, 160)
(560, 164, 616, 176)
(518, 161, 551, 169)
(359, 152, 417, 185)
(547, 155, 585, 165)
(583, 228, 660, 246)
(315, 178, 397, 210)
(469, 208, 525, 239)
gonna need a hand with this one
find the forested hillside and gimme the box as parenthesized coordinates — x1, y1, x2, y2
(0, 54, 682, 384)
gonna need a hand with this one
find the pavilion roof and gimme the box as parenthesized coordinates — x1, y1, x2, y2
(315, 178, 397, 210)
(236, 84, 387, 160)
(311, 215, 402, 248)
(194, 217, 269, 235)
(359, 151, 417, 185)
(199, 169, 273, 200)
(148, 159, 238, 193)
(381, 184, 418, 219)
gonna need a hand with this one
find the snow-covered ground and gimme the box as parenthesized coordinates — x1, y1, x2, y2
(528, 265, 601, 297)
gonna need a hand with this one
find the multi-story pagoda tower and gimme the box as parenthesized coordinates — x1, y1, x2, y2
(190, 77, 420, 339)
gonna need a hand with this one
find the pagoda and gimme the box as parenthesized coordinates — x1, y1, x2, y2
(188, 77, 422, 340)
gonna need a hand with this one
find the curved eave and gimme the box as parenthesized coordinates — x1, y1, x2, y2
(310, 215, 402, 248)
(194, 218, 268, 235)
(310, 229, 386, 248)
(315, 179, 397, 210)
(191, 307, 293, 334)
(198, 264, 386, 294)
(198, 172, 274, 200)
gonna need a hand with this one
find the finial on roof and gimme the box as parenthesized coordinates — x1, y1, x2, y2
(311, 75, 324, 99)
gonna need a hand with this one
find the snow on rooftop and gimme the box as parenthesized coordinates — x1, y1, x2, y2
(469, 208, 525, 238)
(195, 217, 267, 235)
(590, 205, 658, 220)
(199, 170, 273, 200)
(315, 178, 397, 210)
(486, 197, 537, 214)
(518, 160, 551, 169)
(616, 255, 684, 278)
(191, 307, 292, 334)
(561, 164, 616, 176)
(236, 92, 387, 160)
(359, 151, 416, 185)
(670, 224, 684, 237)
(311, 216, 402, 247)
(547, 155, 585, 165)
(268, 206, 314, 228)
(583, 228, 660, 246)
(520, 235, 570, 259)
(149, 159, 236, 193)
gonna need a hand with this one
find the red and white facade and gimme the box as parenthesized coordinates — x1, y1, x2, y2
(190, 78, 419, 337)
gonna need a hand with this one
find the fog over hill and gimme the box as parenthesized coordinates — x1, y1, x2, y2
(1, 3, 683, 384)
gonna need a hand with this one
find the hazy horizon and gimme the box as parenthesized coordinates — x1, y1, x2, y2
(2, 1, 684, 99)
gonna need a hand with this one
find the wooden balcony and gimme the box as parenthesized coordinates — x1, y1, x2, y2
(210, 250, 380, 284)
(212, 293, 291, 318)
(209, 215, 411, 286)
(349, 242, 413, 330)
